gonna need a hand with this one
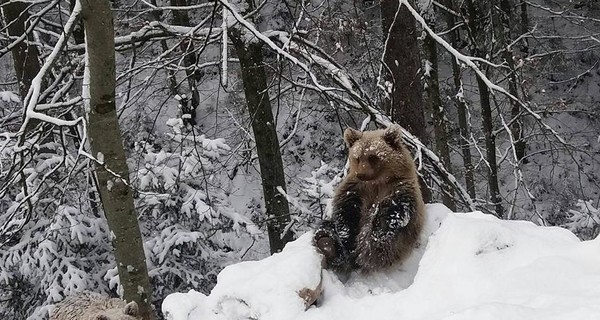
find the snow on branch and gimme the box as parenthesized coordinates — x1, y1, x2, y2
(67, 21, 222, 52)
(217, 0, 473, 209)
(219, 0, 338, 93)
(221, 7, 229, 88)
(0, 0, 59, 58)
(17, 0, 83, 138)
(140, 0, 214, 12)
(263, 31, 474, 209)
(399, 0, 567, 146)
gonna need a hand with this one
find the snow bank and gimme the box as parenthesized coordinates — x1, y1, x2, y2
(163, 204, 600, 320)
(162, 232, 323, 320)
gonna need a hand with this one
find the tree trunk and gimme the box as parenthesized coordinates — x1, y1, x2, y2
(149, 0, 178, 95)
(423, 31, 456, 210)
(441, 0, 476, 199)
(465, 0, 504, 217)
(1, 0, 41, 101)
(498, 0, 526, 162)
(228, 4, 293, 254)
(170, 0, 200, 125)
(477, 77, 504, 218)
(380, 0, 427, 142)
(380, 0, 430, 202)
(80, 1, 154, 318)
(520, 1, 530, 54)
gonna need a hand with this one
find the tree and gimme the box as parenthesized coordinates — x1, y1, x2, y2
(380, 0, 431, 202)
(440, 0, 476, 199)
(497, 0, 526, 162)
(80, 0, 154, 318)
(226, 1, 293, 253)
(380, 0, 427, 143)
(464, 0, 504, 217)
(1, 0, 41, 101)
(422, 4, 456, 210)
(170, 0, 201, 125)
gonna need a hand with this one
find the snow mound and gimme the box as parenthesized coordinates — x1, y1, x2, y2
(162, 232, 323, 320)
(163, 204, 600, 320)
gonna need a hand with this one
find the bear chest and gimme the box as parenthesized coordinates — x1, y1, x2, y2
(357, 183, 394, 217)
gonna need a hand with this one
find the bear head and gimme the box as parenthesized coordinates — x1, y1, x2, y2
(344, 125, 416, 183)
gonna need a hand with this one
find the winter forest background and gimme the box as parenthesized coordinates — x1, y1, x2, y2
(0, 0, 599, 319)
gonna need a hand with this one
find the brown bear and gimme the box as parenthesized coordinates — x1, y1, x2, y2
(314, 125, 425, 274)
(50, 291, 140, 320)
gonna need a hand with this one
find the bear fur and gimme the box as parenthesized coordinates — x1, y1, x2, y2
(314, 125, 425, 274)
(50, 292, 140, 320)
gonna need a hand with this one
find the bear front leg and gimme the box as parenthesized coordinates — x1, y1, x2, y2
(356, 189, 418, 271)
(371, 194, 414, 241)
(314, 183, 362, 273)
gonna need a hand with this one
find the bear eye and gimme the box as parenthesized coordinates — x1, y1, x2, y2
(367, 154, 379, 163)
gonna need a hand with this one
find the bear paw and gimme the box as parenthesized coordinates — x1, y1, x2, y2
(371, 198, 411, 241)
(313, 222, 353, 271)
(314, 224, 338, 261)
(315, 236, 336, 259)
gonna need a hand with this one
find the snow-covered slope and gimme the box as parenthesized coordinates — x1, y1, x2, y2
(162, 204, 600, 320)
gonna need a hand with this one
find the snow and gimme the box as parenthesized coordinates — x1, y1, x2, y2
(0, 91, 20, 103)
(163, 204, 600, 320)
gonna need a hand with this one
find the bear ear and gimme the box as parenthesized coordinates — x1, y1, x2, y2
(383, 125, 404, 148)
(344, 128, 362, 148)
(123, 301, 139, 316)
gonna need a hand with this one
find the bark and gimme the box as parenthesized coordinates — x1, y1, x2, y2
(498, 0, 526, 162)
(441, 0, 476, 199)
(80, 1, 154, 318)
(170, 0, 200, 125)
(380, 0, 427, 142)
(149, 0, 178, 95)
(2, 0, 41, 102)
(380, 0, 431, 203)
(520, 1, 530, 54)
(477, 77, 504, 218)
(228, 5, 293, 254)
(423, 32, 456, 210)
(68, 0, 85, 45)
(465, 0, 504, 217)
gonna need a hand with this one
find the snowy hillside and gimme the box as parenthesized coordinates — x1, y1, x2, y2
(162, 204, 600, 320)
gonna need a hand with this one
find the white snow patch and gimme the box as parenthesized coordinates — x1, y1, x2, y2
(163, 204, 600, 320)
(0, 91, 20, 103)
(162, 232, 323, 320)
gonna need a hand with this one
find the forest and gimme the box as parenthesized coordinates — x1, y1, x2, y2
(0, 0, 599, 319)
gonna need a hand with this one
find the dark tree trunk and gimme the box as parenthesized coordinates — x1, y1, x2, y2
(170, 0, 200, 125)
(465, 0, 504, 217)
(520, 1, 530, 54)
(498, 0, 526, 162)
(380, 0, 427, 142)
(442, 0, 476, 199)
(423, 31, 456, 210)
(2, 0, 41, 102)
(228, 2, 293, 254)
(477, 77, 504, 218)
(80, 1, 154, 318)
(380, 0, 430, 203)
(148, 0, 178, 95)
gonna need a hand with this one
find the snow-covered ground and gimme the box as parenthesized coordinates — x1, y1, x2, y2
(162, 204, 600, 320)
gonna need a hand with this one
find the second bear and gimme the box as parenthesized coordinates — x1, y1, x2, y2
(50, 291, 140, 320)
(314, 125, 425, 274)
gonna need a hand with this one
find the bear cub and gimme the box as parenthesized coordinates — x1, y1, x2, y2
(314, 125, 425, 274)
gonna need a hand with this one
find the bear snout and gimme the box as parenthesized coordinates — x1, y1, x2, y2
(356, 171, 376, 181)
